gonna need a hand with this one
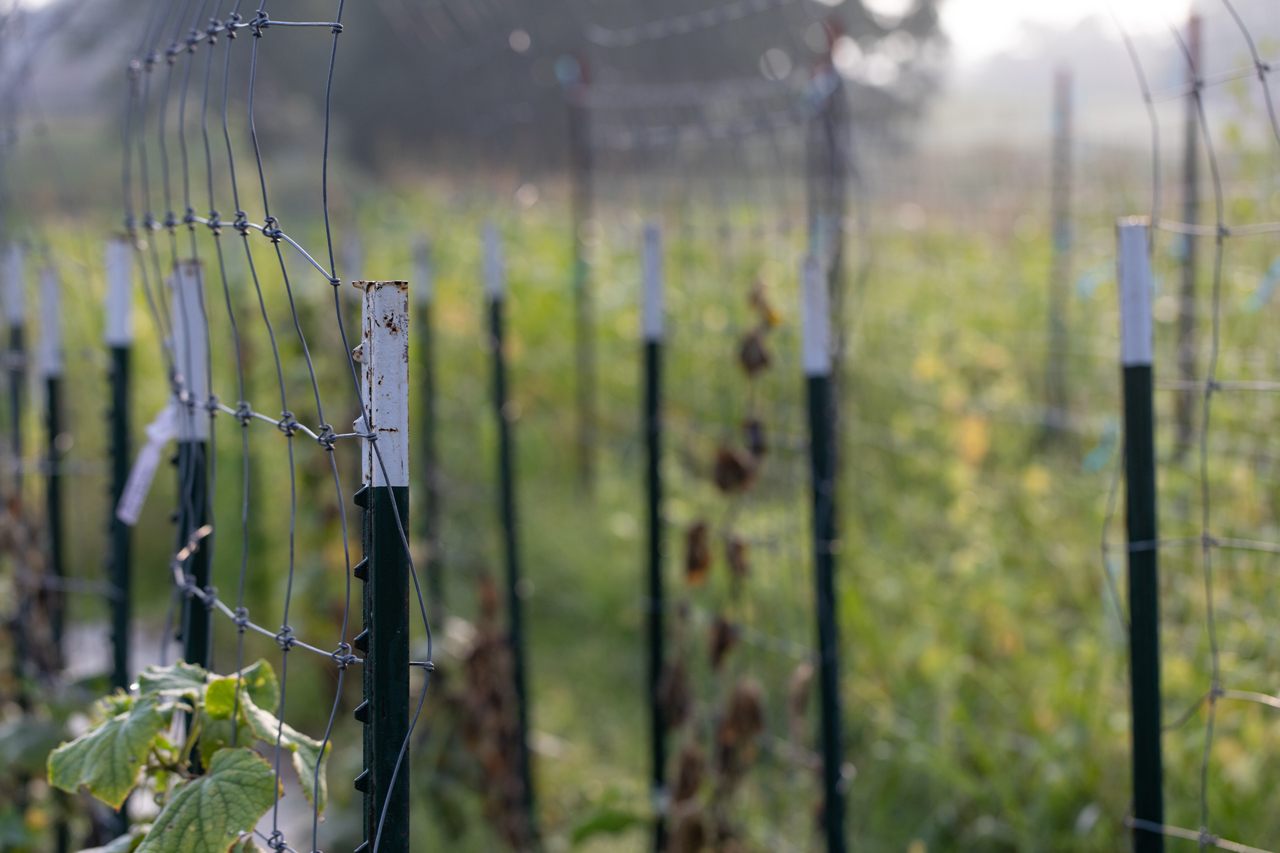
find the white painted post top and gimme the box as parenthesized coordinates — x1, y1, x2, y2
(483, 222, 505, 300)
(170, 260, 211, 441)
(414, 237, 434, 306)
(801, 255, 832, 377)
(357, 280, 410, 488)
(1117, 217, 1153, 368)
(642, 222, 664, 342)
(4, 243, 25, 326)
(105, 238, 134, 346)
(37, 267, 62, 378)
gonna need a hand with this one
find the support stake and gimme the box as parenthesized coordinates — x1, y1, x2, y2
(1117, 219, 1164, 852)
(354, 278, 410, 853)
(802, 256, 847, 853)
(485, 224, 537, 845)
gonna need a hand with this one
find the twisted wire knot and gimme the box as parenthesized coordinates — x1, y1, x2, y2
(183, 208, 197, 227)
(274, 626, 296, 651)
(207, 210, 222, 234)
(316, 423, 337, 451)
(233, 210, 250, 237)
(277, 411, 300, 437)
(262, 215, 283, 243)
(251, 10, 270, 37)
(235, 401, 253, 426)
(204, 395, 220, 415)
(267, 830, 287, 852)
(226, 12, 242, 39)
(331, 642, 355, 669)
(233, 607, 250, 632)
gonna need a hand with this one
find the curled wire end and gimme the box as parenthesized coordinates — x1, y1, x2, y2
(331, 642, 356, 669)
(316, 423, 337, 451)
(410, 660, 436, 673)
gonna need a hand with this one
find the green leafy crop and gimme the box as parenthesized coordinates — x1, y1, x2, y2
(47, 660, 328, 853)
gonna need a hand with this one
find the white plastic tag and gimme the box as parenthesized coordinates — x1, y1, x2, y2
(116, 405, 179, 526)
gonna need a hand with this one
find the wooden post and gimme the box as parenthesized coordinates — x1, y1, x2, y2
(803, 256, 847, 853)
(353, 278, 410, 853)
(1117, 219, 1164, 852)
(414, 238, 443, 623)
(1175, 14, 1202, 459)
(1046, 66, 1072, 439)
(565, 55, 597, 492)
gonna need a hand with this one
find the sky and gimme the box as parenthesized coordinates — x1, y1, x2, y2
(935, 0, 1194, 65)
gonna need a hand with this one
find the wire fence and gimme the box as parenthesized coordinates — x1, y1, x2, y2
(1, 0, 1280, 850)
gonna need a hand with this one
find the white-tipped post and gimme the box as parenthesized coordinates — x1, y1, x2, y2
(4, 244, 25, 327)
(1117, 218, 1153, 368)
(483, 223, 505, 300)
(170, 260, 210, 441)
(105, 238, 134, 347)
(358, 280, 410, 488)
(414, 237, 434, 306)
(642, 223, 664, 343)
(802, 255, 832, 377)
(37, 267, 62, 378)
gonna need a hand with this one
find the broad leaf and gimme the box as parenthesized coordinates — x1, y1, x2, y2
(204, 677, 238, 721)
(137, 662, 208, 702)
(234, 660, 280, 713)
(240, 695, 329, 814)
(136, 748, 278, 853)
(136, 655, 208, 696)
(48, 698, 168, 809)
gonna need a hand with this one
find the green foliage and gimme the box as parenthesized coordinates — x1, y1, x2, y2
(47, 661, 326, 851)
(137, 749, 276, 853)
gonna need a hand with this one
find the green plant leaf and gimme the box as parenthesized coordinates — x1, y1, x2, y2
(137, 663, 208, 702)
(136, 748, 278, 853)
(234, 660, 280, 713)
(47, 698, 169, 809)
(204, 677, 238, 721)
(240, 694, 329, 814)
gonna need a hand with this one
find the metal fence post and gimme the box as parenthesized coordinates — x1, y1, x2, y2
(106, 238, 134, 693)
(1117, 219, 1164, 852)
(38, 266, 65, 670)
(641, 223, 667, 851)
(414, 238, 443, 623)
(38, 264, 69, 853)
(802, 256, 847, 853)
(485, 223, 537, 844)
(353, 278, 410, 853)
(4, 243, 27, 700)
(171, 260, 211, 669)
(105, 237, 133, 836)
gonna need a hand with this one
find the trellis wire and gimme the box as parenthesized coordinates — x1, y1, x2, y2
(118, 1, 432, 850)
(1110, 2, 1280, 850)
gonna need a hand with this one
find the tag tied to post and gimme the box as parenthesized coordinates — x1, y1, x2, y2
(116, 404, 179, 526)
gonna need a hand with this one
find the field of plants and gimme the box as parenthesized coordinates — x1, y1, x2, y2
(0, 1, 1279, 852)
